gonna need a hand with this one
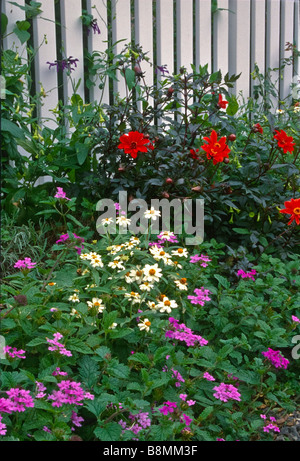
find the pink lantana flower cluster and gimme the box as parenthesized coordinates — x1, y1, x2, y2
(119, 411, 151, 437)
(165, 317, 208, 347)
(54, 187, 70, 200)
(189, 254, 211, 267)
(260, 414, 280, 433)
(3, 346, 26, 359)
(187, 287, 211, 306)
(213, 383, 241, 403)
(47, 380, 94, 407)
(55, 233, 85, 255)
(14, 258, 36, 270)
(5, 388, 35, 412)
(46, 332, 72, 357)
(261, 348, 289, 369)
(237, 269, 256, 281)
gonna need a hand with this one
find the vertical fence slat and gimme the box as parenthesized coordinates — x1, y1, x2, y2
(250, 0, 266, 100)
(213, 0, 229, 77)
(111, 0, 131, 100)
(2, 0, 28, 58)
(195, 0, 212, 73)
(176, 0, 193, 73)
(134, 0, 154, 111)
(229, 0, 251, 100)
(32, 0, 58, 129)
(280, 0, 295, 101)
(86, 0, 109, 106)
(60, 0, 85, 104)
(266, 0, 281, 109)
(156, 0, 174, 80)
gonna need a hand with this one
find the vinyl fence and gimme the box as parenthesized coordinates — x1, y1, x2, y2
(2, 0, 300, 128)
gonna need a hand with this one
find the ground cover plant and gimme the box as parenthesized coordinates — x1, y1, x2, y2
(1, 4, 300, 442)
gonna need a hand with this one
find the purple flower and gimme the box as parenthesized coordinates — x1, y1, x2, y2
(3, 346, 26, 360)
(54, 187, 71, 200)
(156, 65, 169, 76)
(261, 348, 289, 369)
(237, 269, 256, 281)
(165, 317, 208, 347)
(14, 258, 36, 270)
(87, 19, 101, 35)
(187, 287, 211, 306)
(213, 383, 241, 403)
(47, 57, 79, 73)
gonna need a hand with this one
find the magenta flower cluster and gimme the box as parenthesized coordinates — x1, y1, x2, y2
(4, 388, 34, 412)
(54, 186, 71, 200)
(55, 233, 85, 254)
(187, 287, 211, 306)
(260, 414, 280, 433)
(261, 348, 289, 369)
(189, 254, 211, 267)
(3, 346, 26, 359)
(213, 383, 241, 402)
(47, 380, 94, 408)
(166, 317, 208, 347)
(14, 258, 36, 270)
(237, 269, 256, 281)
(159, 401, 177, 416)
(46, 332, 72, 357)
(119, 411, 151, 437)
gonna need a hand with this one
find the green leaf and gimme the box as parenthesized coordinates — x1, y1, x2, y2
(94, 423, 122, 441)
(1, 118, 25, 139)
(125, 68, 136, 91)
(78, 356, 100, 387)
(232, 227, 250, 235)
(26, 337, 46, 347)
(75, 142, 90, 165)
(198, 406, 214, 421)
(1, 13, 8, 34)
(67, 338, 93, 354)
(214, 274, 230, 289)
(13, 20, 31, 43)
(226, 95, 239, 116)
(128, 352, 151, 366)
(107, 363, 130, 379)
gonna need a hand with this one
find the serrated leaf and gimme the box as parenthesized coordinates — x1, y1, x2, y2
(94, 422, 122, 441)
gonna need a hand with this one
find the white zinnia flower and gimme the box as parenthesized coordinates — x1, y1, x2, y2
(87, 297, 105, 313)
(101, 217, 114, 226)
(68, 293, 80, 303)
(156, 297, 178, 313)
(144, 207, 161, 220)
(138, 318, 151, 332)
(174, 278, 188, 290)
(143, 263, 163, 283)
(171, 248, 188, 257)
(108, 257, 125, 270)
(116, 216, 131, 227)
(124, 291, 141, 304)
(140, 281, 154, 292)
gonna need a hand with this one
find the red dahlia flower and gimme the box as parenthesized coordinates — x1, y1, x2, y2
(217, 94, 228, 109)
(201, 130, 230, 165)
(118, 131, 150, 159)
(279, 198, 300, 225)
(273, 129, 295, 154)
(190, 148, 199, 159)
(252, 123, 263, 134)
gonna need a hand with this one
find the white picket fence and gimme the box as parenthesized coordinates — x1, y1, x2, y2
(3, 0, 300, 128)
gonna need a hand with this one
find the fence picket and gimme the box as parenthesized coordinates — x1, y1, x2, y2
(156, 0, 174, 79)
(86, 0, 110, 106)
(229, 0, 251, 101)
(32, 0, 58, 129)
(60, 0, 85, 105)
(195, 0, 212, 73)
(280, 0, 295, 101)
(176, 0, 193, 73)
(250, 0, 266, 102)
(111, 0, 132, 100)
(266, 0, 281, 109)
(213, 0, 229, 77)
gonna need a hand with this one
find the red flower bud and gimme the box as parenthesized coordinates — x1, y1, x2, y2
(165, 178, 173, 184)
(191, 186, 202, 193)
(228, 134, 236, 141)
(161, 191, 170, 199)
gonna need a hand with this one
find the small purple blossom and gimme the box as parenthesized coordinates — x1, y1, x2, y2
(54, 187, 71, 200)
(203, 372, 215, 381)
(292, 315, 300, 323)
(213, 383, 241, 403)
(46, 332, 72, 357)
(261, 348, 289, 369)
(165, 317, 208, 347)
(156, 64, 169, 76)
(237, 269, 256, 281)
(47, 57, 79, 73)
(3, 346, 26, 360)
(14, 258, 36, 270)
(87, 19, 101, 36)
(187, 287, 211, 306)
